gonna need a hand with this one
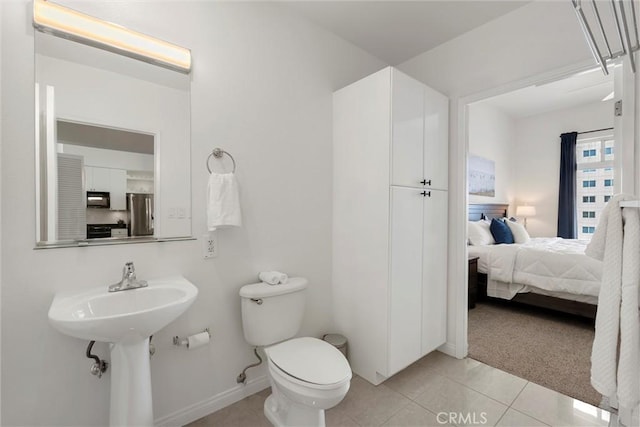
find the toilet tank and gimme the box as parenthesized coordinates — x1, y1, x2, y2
(239, 277, 308, 347)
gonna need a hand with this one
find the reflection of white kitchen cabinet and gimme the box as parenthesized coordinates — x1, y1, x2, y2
(85, 166, 127, 210)
(126, 170, 154, 194)
(109, 169, 127, 210)
(85, 166, 110, 191)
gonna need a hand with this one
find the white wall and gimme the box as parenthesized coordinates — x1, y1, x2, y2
(468, 103, 516, 206)
(398, 0, 597, 356)
(0, 2, 385, 426)
(512, 101, 614, 237)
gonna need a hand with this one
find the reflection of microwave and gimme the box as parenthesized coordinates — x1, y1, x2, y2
(87, 191, 110, 209)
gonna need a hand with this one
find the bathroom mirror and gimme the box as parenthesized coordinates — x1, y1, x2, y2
(35, 30, 192, 247)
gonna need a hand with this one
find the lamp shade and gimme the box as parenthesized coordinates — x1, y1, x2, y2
(516, 205, 536, 217)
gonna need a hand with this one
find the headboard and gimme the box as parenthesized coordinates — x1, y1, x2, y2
(469, 204, 508, 221)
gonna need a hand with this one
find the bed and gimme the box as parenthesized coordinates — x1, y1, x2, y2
(468, 203, 601, 319)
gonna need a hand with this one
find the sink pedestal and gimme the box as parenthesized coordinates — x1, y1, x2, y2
(109, 338, 153, 427)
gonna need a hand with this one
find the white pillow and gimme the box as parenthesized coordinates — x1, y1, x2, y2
(506, 219, 530, 244)
(468, 220, 495, 246)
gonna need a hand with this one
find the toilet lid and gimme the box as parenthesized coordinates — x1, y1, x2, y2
(267, 337, 351, 385)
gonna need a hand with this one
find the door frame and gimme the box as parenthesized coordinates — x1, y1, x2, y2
(451, 58, 635, 358)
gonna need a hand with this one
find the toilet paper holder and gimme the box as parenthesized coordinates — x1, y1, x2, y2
(173, 328, 211, 348)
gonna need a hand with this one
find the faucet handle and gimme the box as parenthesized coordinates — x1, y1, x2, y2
(123, 262, 136, 278)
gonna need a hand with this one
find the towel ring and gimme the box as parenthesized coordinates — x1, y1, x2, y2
(206, 148, 236, 174)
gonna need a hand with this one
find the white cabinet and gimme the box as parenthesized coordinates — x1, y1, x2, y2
(109, 169, 127, 211)
(85, 166, 111, 192)
(85, 166, 127, 210)
(391, 70, 448, 190)
(333, 67, 448, 385)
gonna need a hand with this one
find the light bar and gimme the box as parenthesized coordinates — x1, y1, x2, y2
(33, 0, 191, 73)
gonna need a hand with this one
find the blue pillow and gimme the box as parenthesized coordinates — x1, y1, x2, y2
(490, 218, 514, 244)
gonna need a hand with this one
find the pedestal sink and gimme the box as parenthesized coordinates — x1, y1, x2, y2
(48, 275, 198, 427)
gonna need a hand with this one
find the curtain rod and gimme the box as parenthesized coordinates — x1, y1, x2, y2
(578, 127, 614, 135)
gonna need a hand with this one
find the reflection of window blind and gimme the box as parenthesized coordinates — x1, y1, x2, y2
(57, 154, 85, 240)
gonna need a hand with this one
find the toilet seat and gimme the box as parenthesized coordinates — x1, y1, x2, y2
(266, 337, 351, 387)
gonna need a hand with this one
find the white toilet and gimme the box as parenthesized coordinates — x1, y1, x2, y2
(239, 277, 352, 427)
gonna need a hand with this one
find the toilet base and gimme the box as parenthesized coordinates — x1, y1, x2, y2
(264, 394, 326, 427)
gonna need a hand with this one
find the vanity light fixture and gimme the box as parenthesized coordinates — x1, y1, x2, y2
(33, 0, 191, 73)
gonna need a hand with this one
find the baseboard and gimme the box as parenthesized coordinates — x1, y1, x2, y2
(438, 341, 460, 359)
(154, 375, 270, 427)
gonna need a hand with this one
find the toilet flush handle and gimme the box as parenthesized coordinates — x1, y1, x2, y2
(250, 298, 263, 305)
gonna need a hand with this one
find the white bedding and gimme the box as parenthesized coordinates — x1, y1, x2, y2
(468, 237, 602, 300)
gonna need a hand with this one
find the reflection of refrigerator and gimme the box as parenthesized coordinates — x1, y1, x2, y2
(127, 193, 154, 236)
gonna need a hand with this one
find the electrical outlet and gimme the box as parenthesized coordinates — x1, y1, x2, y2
(202, 232, 218, 259)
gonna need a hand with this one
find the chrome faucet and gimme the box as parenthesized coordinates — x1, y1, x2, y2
(108, 262, 148, 292)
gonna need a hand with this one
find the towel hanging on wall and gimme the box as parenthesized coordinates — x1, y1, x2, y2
(206, 148, 241, 230)
(207, 172, 242, 230)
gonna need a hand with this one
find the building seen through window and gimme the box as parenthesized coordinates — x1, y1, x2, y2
(576, 136, 614, 240)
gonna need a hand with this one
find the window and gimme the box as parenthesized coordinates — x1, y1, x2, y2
(576, 136, 614, 240)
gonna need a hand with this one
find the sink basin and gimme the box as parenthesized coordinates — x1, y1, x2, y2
(48, 275, 198, 426)
(49, 275, 198, 343)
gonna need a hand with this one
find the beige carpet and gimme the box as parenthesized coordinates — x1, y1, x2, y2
(468, 301, 601, 407)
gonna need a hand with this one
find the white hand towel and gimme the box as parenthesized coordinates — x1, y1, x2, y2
(587, 194, 625, 399)
(258, 271, 288, 285)
(207, 172, 242, 231)
(585, 193, 640, 425)
(617, 207, 640, 426)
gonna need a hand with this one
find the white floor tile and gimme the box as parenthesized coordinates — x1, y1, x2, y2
(413, 374, 508, 427)
(187, 354, 614, 427)
(496, 408, 550, 427)
(456, 362, 528, 406)
(383, 402, 453, 427)
(511, 382, 610, 427)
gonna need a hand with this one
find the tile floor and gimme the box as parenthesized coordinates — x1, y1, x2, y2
(187, 351, 612, 427)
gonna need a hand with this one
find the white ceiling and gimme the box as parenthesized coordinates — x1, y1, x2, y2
(284, 1, 530, 65)
(479, 66, 614, 119)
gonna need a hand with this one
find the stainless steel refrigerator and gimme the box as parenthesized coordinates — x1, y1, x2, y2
(127, 193, 154, 236)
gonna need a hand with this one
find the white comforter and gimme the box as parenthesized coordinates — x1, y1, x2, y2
(485, 237, 602, 298)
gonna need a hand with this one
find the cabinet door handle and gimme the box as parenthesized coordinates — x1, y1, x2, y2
(420, 179, 431, 186)
(421, 191, 431, 197)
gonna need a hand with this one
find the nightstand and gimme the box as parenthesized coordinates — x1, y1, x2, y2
(468, 256, 479, 309)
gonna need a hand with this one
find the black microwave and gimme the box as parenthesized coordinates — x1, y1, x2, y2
(87, 191, 110, 209)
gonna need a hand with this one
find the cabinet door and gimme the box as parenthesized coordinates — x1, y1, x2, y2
(391, 70, 424, 188)
(423, 87, 448, 191)
(109, 169, 127, 210)
(421, 188, 448, 355)
(91, 167, 111, 191)
(388, 186, 424, 375)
